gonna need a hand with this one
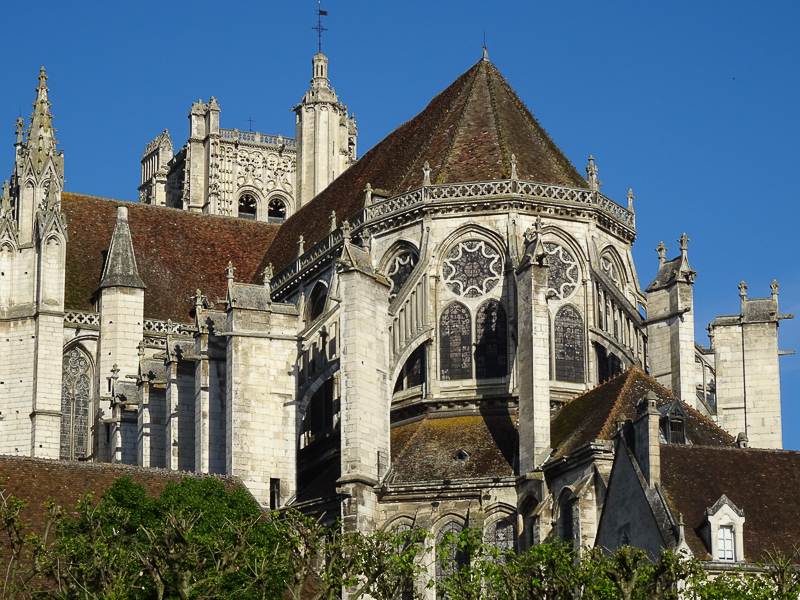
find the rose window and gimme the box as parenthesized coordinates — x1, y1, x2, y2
(443, 241, 502, 298)
(544, 243, 579, 300)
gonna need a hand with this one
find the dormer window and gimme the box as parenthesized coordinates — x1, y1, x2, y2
(661, 398, 687, 444)
(670, 418, 685, 444)
(705, 494, 745, 562)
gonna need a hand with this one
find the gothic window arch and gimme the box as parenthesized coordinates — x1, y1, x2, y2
(436, 521, 468, 594)
(237, 193, 258, 220)
(557, 489, 577, 544)
(553, 305, 584, 383)
(484, 517, 516, 558)
(267, 196, 287, 224)
(475, 300, 507, 379)
(543, 242, 580, 300)
(599, 248, 627, 292)
(442, 239, 502, 298)
(385, 244, 419, 301)
(306, 281, 328, 325)
(60, 347, 92, 460)
(440, 302, 472, 380)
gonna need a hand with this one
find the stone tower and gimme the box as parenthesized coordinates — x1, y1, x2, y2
(294, 53, 357, 207)
(0, 68, 68, 458)
(645, 234, 698, 407)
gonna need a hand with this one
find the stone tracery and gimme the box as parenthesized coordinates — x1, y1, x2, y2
(543, 243, 579, 300)
(442, 240, 502, 298)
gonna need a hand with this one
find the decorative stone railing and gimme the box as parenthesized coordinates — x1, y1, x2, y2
(64, 310, 100, 327)
(143, 319, 195, 336)
(272, 179, 634, 298)
(219, 129, 297, 148)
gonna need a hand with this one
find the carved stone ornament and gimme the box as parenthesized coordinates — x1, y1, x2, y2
(442, 240, 502, 298)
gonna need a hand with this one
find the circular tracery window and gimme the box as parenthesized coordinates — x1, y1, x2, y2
(544, 243, 579, 300)
(443, 240, 502, 298)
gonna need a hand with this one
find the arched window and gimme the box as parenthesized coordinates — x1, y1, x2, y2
(436, 521, 468, 594)
(60, 348, 91, 460)
(485, 518, 516, 559)
(385, 246, 419, 301)
(558, 492, 576, 543)
(554, 306, 584, 383)
(267, 197, 287, 224)
(306, 282, 328, 325)
(394, 345, 425, 394)
(440, 303, 471, 380)
(238, 193, 257, 220)
(475, 301, 507, 379)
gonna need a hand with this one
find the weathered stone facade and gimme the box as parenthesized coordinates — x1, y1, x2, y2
(0, 52, 793, 590)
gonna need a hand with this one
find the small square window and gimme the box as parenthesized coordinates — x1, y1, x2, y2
(718, 525, 735, 560)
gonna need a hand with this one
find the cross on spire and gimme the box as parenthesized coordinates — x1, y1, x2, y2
(313, 0, 328, 53)
(656, 241, 667, 262)
(678, 232, 690, 252)
(738, 281, 748, 298)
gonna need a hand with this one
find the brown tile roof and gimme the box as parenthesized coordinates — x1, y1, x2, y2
(265, 59, 587, 274)
(0, 455, 243, 538)
(62, 193, 280, 322)
(660, 445, 800, 561)
(390, 414, 517, 483)
(550, 367, 734, 460)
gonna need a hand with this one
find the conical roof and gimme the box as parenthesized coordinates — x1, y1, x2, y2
(265, 57, 587, 273)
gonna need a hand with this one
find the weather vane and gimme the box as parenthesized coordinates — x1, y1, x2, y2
(312, 0, 328, 53)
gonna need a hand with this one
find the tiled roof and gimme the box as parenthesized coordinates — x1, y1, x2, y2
(390, 414, 517, 483)
(62, 193, 280, 322)
(0, 455, 243, 537)
(550, 367, 734, 460)
(266, 58, 587, 274)
(660, 445, 800, 561)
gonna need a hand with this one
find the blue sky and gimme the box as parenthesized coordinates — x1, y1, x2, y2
(1, 1, 798, 448)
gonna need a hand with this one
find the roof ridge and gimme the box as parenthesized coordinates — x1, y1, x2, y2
(485, 62, 511, 178)
(391, 412, 430, 467)
(489, 64, 585, 184)
(597, 366, 637, 439)
(433, 61, 483, 185)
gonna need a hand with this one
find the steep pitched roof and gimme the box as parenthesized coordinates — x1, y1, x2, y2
(62, 193, 280, 322)
(266, 58, 587, 273)
(550, 367, 734, 460)
(0, 455, 243, 539)
(389, 414, 517, 483)
(660, 445, 800, 560)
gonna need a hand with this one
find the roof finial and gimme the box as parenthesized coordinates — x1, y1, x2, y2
(226, 261, 236, 282)
(678, 232, 690, 253)
(482, 33, 489, 61)
(330, 210, 337, 233)
(510, 154, 517, 180)
(586, 155, 600, 190)
(738, 281, 748, 299)
(297, 236, 305, 257)
(627, 188, 635, 212)
(364, 182, 373, 207)
(423, 161, 431, 186)
(656, 241, 667, 263)
(341, 220, 351, 242)
(313, 0, 328, 54)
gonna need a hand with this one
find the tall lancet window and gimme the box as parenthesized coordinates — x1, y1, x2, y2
(60, 348, 91, 460)
(554, 306, 584, 383)
(475, 300, 507, 379)
(440, 302, 472, 380)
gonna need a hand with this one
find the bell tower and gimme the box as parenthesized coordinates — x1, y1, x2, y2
(294, 53, 357, 207)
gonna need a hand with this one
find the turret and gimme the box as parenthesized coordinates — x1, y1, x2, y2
(294, 53, 357, 207)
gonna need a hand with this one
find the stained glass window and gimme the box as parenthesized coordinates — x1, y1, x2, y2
(442, 240, 502, 298)
(60, 348, 91, 460)
(475, 301, 507, 379)
(543, 243, 579, 299)
(387, 249, 418, 300)
(485, 518, 516, 559)
(554, 306, 584, 383)
(440, 303, 472, 380)
(436, 521, 468, 593)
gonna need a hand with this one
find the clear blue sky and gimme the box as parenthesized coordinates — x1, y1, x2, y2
(1, 1, 797, 447)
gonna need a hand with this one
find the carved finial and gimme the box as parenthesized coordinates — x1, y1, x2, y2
(111, 363, 120, 381)
(138, 340, 145, 359)
(771, 279, 780, 297)
(341, 220, 351, 241)
(263, 263, 274, 286)
(362, 227, 372, 250)
(192, 289, 205, 310)
(586, 155, 600, 190)
(330, 211, 337, 232)
(225, 261, 236, 281)
(423, 161, 431, 186)
(627, 188, 635, 212)
(36, 67, 49, 100)
(297, 236, 305, 257)
(678, 233, 690, 252)
(738, 281, 748, 298)
(0, 181, 10, 215)
(510, 154, 517, 180)
(14, 117, 24, 144)
(44, 179, 58, 212)
(656, 241, 667, 263)
(482, 44, 489, 61)
(364, 183, 373, 207)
